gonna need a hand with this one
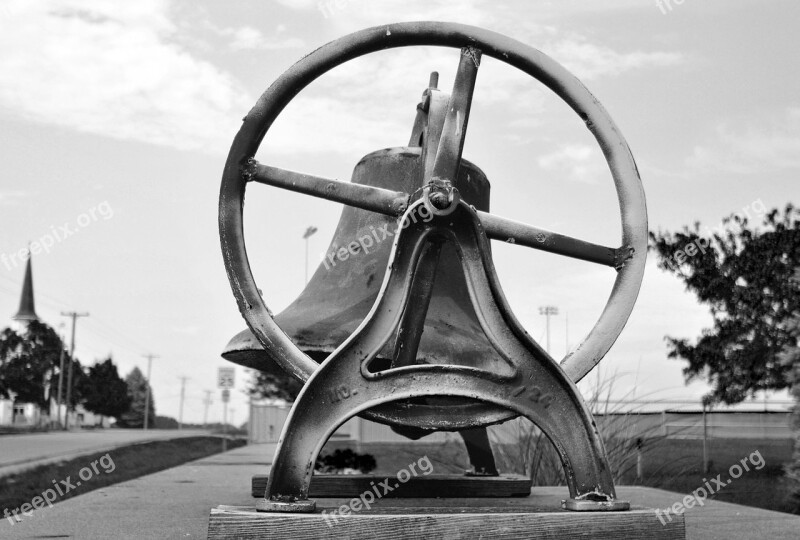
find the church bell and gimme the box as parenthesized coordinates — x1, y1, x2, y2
(223, 140, 501, 381)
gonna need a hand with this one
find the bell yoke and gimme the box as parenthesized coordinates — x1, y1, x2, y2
(219, 22, 648, 513)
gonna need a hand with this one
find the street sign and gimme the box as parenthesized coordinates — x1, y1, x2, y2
(221, 389, 230, 403)
(217, 367, 235, 389)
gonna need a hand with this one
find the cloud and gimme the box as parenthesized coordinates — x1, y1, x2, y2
(543, 33, 683, 80)
(537, 144, 607, 184)
(688, 107, 800, 174)
(0, 0, 685, 158)
(212, 24, 305, 51)
(0, 190, 30, 206)
(0, 0, 253, 153)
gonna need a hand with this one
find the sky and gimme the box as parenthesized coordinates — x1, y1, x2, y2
(0, 0, 797, 424)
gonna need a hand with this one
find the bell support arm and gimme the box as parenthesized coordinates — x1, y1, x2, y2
(244, 159, 628, 268)
(243, 160, 409, 216)
(428, 46, 480, 186)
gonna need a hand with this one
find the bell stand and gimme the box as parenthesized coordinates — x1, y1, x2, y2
(249, 71, 532, 502)
(211, 22, 684, 539)
(254, 47, 625, 514)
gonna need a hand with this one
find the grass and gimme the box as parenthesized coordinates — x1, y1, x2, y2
(635, 437, 794, 513)
(0, 436, 246, 512)
(327, 436, 796, 513)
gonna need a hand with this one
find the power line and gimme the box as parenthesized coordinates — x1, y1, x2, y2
(0, 273, 150, 358)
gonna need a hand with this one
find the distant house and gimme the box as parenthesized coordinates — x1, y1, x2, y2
(0, 399, 41, 426)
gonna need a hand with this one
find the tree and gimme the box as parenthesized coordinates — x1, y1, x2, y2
(79, 357, 130, 420)
(0, 320, 68, 408)
(779, 307, 800, 512)
(649, 204, 799, 404)
(248, 369, 304, 402)
(118, 367, 155, 428)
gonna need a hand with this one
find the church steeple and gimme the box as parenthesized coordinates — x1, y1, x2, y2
(12, 254, 38, 323)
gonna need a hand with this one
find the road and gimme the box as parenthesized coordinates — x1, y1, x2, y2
(0, 429, 211, 477)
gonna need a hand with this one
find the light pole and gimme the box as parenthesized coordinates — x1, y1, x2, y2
(538, 306, 559, 355)
(142, 354, 159, 430)
(178, 376, 189, 430)
(203, 390, 213, 428)
(61, 311, 89, 430)
(303, 226, 318, 284)
(56, 322, 66, 428)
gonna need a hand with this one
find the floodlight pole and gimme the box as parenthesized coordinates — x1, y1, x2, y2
(303, 226, 318, 284)
(539, 305, 559, 354)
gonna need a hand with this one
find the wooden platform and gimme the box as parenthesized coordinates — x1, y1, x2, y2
(209, 492, 685, 539)
(251, 473, 532, 498)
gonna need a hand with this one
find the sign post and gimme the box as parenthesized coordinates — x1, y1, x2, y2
(218, 368, 235, 452)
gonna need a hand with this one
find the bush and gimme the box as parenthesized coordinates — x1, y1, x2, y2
(315, 448, 376, 474)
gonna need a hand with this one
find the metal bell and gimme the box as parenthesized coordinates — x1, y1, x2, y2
(222, 148, 501, 378)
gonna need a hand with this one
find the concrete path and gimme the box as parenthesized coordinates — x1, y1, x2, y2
(2, 442, 798, 539)
(2, 442, 275, 539)
(0, 429, 211, 477)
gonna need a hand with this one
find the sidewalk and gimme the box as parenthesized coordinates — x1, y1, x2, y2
(3, 442, 799, 539)
(2, 442, 275, 539)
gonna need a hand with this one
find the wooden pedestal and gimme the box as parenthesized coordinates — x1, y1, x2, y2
(209, 491, 685, 539)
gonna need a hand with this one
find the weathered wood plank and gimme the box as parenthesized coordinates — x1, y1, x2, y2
(208, 504, 685, 539)
(251, 473, 532, 498)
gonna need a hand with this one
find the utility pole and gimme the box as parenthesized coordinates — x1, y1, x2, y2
(565, 311, 569, 356)
(142, 354, 159, 430)
(202, 390, 213, 428)
(303, 226, 318, 284)
(538, 306, 558, 355)
(178, 376, 189, 430)
(56, 323, 66, 428)
(61, 311, 89, 430)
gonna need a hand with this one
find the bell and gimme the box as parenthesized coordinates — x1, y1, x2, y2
(223, 149, 500, 377)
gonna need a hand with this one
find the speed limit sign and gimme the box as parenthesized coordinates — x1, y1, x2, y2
(218, 367, 235, 389)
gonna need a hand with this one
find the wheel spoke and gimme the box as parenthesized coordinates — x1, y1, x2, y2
(244, 159, 631, 268)
(244, 159, 409, 216)
(477, 211, 632, 268)
(428, 46, 481, 184)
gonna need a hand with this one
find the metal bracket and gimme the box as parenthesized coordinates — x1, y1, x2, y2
(258, 200, 628, 513)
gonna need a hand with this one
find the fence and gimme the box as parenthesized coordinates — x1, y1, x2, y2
(248, 402, 794, 444)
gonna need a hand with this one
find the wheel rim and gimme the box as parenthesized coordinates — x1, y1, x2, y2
(219, 22, 647, 412)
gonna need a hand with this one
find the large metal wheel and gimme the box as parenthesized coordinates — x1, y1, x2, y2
(219, 21, 647, 430)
